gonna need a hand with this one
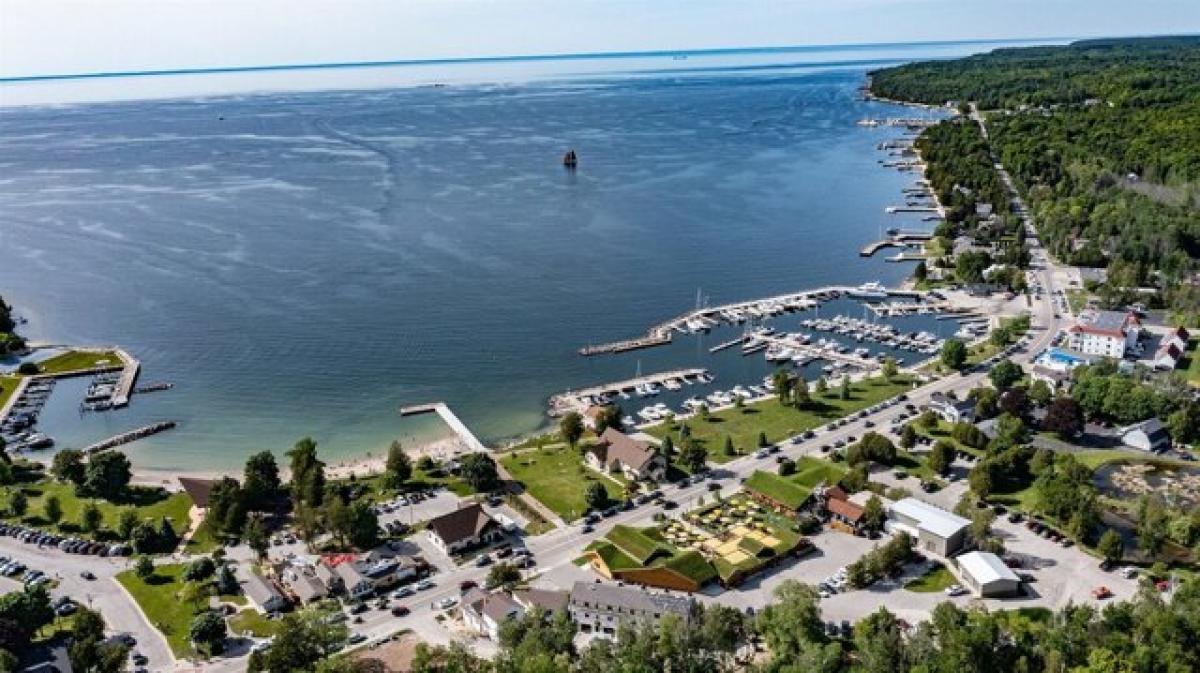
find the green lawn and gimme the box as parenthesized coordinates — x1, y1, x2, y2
(500, 445, 622, 521)
(1065, 289, 1090, 314)
(790, 456, 848, 488)
(3, 479, 193, 544)
(913, 419, 983, 457)
(115, 563, 202, 657)
(33, 349, 121, 375)
(645, 375, 915, 462)
(1073, 450, 1188, 471)
(335, 468, 474, 504)
(1183, 339, 1200, 387)
(744, 470, 813, 510)
(229, 608, 278, 638)
(0, 375, 20, 412)
(905, 565, 956, 593)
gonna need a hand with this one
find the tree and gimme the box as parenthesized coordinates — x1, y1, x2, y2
(184, 556, 216, 582)
(815, 377, 828, 395)
(43, 495, 63, 526)
(840, 377, 852, 401)
(134, 556, 155, 581)
(1028, 379, 1053, 406)
(8, 490, 26, 518)
(928, 440, 956, 476)
(919, 410, 939, 430)
(206, 477, 247, 535)
(584, 481, 608, 513)
(773, 370, 793, 405)
(245, 514, 269, 560)
(677, 439, 706, 473)
(593, 405, 622, 436)
(263, 610, 348, 673)
(243, 451, 281, 511)
(216, 564, 239, 596)
(941, 338, 967, 370)
(560, 412, 584, 449)
(486, 562, 522, 590)
(459, 452, 500, 492)
(80, 501, 103, 533)
(158, 517, 179, 551)
(900, 424, 918, 449)
(67, 606, 128, 673)
(988, 359, 1023, 389)
(1136, 495, 1169, 559)
(287, 437, 326, 508)
(190, 611, 228, 655)
(81, 451, 132, 500)
(882, 357, 899, 382)
(179, 580, 211, 614)
(968, 464, 993, 499)
(383, 441, 412, 490)
(51, 449, 86, 485)
(854, 607, 907, 673)
(116, 508, 139, 541)
(793, 377, 811, 408)
(1043, 396, 1084, 439)
(660, 435, 674, 457)
(756, 581, 826, 661)
(998, 387, 1029, 417)
(863, 495, 885, 533)
(345, 501, 380, 550)
(1098, 528, 1124, 564)
(723, 435, 735, 457)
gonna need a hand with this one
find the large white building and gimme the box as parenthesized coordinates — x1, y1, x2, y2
(886, 498, 970, 557)
(956, 551, 1021, 597)
(1065, 310, 1141, 358)
(568, 581, 693, 637)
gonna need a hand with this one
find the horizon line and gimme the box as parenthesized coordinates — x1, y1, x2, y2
(0, 36, 1068, 84)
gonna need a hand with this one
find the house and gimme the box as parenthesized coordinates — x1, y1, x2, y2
(513, 588, 569, 614)
(1066, 310, 1142, 358)
(1121, 419, 1171, 453)
(1030, 364, 1072, 390)
(568, 581, 694, 637)
(928, 393, 976, 424)
(242, 573, 290, 614)
(1163, 326, 1189, 353)
(426, 503, 504, 556)
(583, 405, 609, 430)
(334, 560, 376, 601)
(886, 498, 970, 557)
(585, 428, 667, 482)
(177, 477, 216, 510)
(281, 566, 329, 604)
(1152, 343, 1183, 371)
(956, 551, 1021, 597)
(461, 588, 524, 640)
(820, 486, 865, 534)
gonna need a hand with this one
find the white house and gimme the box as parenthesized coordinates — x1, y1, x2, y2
(461, 588, 524, 640)
(585, 428, 667, 482)
(957, 551, 1021, 597)
(1066, 310, 1141, 358)
(426, 503, 504, 556)
(886, 498, 970, 557)
(1030, 364, 1072, 390)
(1152, 343, 1183, 371)
(1121, 419, 1171, 453)
(928, 393, 976, 424)
(567, 581, 694, 637)
(1162, 326, 1189, 353)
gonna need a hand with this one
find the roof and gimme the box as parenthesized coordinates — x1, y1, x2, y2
(744, 471, 812, 510)
(591, 428, 659, 472)
(929, 393, 975, 413)
(1172, 326, 1190, 340)
(481, 592, 523, 623)
(568, 581, 693, 617)
(1155, 343, 1183, 360)
(826, 497, 864, 523)
(958, 551, 1019, 585)
(1124, 418, 1169, 444)
(427, 503, 498, 546)
(334, 561, 371, 588)
(177, 477, 216, 508)
(889, 498, 969, 539)
(242, 573, 286, 608)
(1030, 364, 1071, 382)
(513, 588, 569, 613)
(1071, 310, 1139, 338)
(288, 570, 327, 602)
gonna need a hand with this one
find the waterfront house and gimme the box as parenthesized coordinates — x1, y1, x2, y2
(1121, 418, 1171, 453)
(426, 503, 504, 556)
(886, 498, 969, 557)
(567, 581, 694, 637)
(928, 393, 976, 424)
(461, 588, 524, 640)
(585, 428, 667, 482)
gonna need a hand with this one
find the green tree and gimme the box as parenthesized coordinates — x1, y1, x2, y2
(988, 359, 1023, 389)
(928, 440, 956, 476)
(134, 555, 155, 581)
(1136, 495, 1169, 559)
(486, 562, 522, 590)
(839, 377, 852, 401)
(678, 440, 707, 474)
(81, 450, 132, 500)
(242, 451, 281, 511)
(854, 607, 907, 673)
(287, 437, 326, 508)
(1098, 528, 1124, 564)
(263, 610, 348, 673)
(1043, 396, 1084, 439)
(51, 449, 86, 485)
(459, 452, 500, 492)
(593, 405, 623, 436)
(900, 423, 918, 449)
(116, 507, 139, 541)
(43, 494, 63, 526)
(183, 556, 216, 582)
(793, 377, 811, 408)
(80, 501, 103, 533)
(190, 611, 228, 655)
(1028, 379, 1053, 406)
(882, 357, 899, 382)
(383, 441, 412, 490)
(863, 495, 885, 533)
(723, 435, 735, 457)
(8, 489, 27, 518)
(941, 338, 967, 370)
(245, 514, 269, 560)
(756, 580, 826, 661)
(773, 370, 793, 405)
(560, 412, 584, 448)
(584, 482, 608, 512)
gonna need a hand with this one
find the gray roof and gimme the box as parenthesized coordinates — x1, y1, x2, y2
(1126, 418, 1169, 443)
(958, 551, 1019, 585)
(288, 570, 327, 602)
(514, 588, 569, 612)
(930, 393, 975, 413)
(242, 573, 287, 609)
(334, 561, 371, 588)
(569, 581, 693, 617)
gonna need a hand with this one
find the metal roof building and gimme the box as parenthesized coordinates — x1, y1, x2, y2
(957, 551, 1021, 597)
(887, 498, 970, 556)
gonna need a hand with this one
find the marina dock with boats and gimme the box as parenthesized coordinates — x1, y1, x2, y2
(548, 368, 711, 417)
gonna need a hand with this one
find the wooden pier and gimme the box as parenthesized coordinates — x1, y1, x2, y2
(399, 402, 488, 453)
(548, 368, 709, 416)
(708, 335, 748, 353)
(82, 421, 177, 454)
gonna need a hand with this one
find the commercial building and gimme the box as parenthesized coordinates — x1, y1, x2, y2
(426, 502, 504, 556)
(956, 551, 1021, 597)
(1065, 310, 1141, 358)
(928, 393, 976, 424)
(461, 588, 524, 641)
(886, 498, 970, 556)
(568, 581, 694, 637)
(585, 428, 667, 481)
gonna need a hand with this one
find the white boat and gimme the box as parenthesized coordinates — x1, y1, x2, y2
(848, 281, 889, 300)
(621, 416, 636, 426)
(765, 345, 793, 362)
(638, 407, 662, 422)
(663, 379, 683, 391)
(732, 386, 753, 399)
(683, 397, 705, 411)
(618, 390, 631, 400)
(705, 393, 725, 405)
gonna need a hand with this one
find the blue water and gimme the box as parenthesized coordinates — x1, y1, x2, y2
(0, 41, 1028, 471)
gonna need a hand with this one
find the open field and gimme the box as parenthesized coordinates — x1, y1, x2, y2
(905, 565, 956, 592)
(115, 563, 200, 657)
(0, 375, 19, 412)
(2, 479, 193, 542)
(501, 444, 622, 521)
(1183, 339, 1200, 387)
(646, 376, 915, 461)
(229, 608, 278, 638)
(33, 349, 121, 374)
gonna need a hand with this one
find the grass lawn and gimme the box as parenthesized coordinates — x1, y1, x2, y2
(904, 565, 956, 593)
(1073, 450, 1188, 471)
(33, 349, 121, 375)
(1183, 339, 1200, 387)
(184, 520, 221, 554)
(229, 608, 279, 638)
(337, 469, 473, 505)
(116, 563, 203, 657)
(500, 444, 622, 521)
(914, 419, 984, 458)
(790, 456, 848, 488)
(744, 470, 812, 510)
(3, 480, 193, 543)
(646, 375, 915, 462)
(0, 375, 20, 412)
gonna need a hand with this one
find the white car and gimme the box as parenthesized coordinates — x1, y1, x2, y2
(944, 584, 968, 597)
(392, 586, 415, 599)
(1119, 567, 1138, 579)
(435, 597, 458, 610)
(416, 579, 434, 591)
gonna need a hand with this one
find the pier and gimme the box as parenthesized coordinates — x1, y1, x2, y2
(886, 206, 940, 214)
(399, 402, 488, 453)
(548, 368, 709, 416)
(708, 335, 748, 353)
(82, 421, 177, 454)
(109, 348, 139, 407)
(860, 232, 934, 257)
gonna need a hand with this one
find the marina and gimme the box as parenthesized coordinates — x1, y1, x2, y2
(548, 368, 710, 417)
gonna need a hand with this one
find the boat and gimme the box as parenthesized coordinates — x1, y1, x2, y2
(848, 281, 889, 300)
(663, 379, 683, 391)
(637, 407, 662, 422)
(683, 397, 705, 411)
(562, 149, 578, 168)
(22, 433, 53, 450)
(621, 416, 636, 426)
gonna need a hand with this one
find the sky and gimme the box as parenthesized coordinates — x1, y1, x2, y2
(1, 0, 1198, 79)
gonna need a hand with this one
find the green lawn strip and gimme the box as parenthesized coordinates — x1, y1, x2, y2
(645, 375, 914, 461)
(744, 471, 812, 510)
(790, 456, 848, 488)
(185, 520, 221, 554)
(3, 480, 192, 542)
(115, 563, 200, 657)
(1073, 450, 1189, 471)
(500, 445, 621, 522)
(904, 565, 956, 593)
(33, 349, 121, 375)
(590, 542, 641, 571)
(606, 524, 671, 564)
(914, 420, 983, 457)
(1182, 339, 1200, 387)
(334, 470, 473, 505)
(662, 550, 718, 585)
(229, 608, 279, 638)
(0, 375, 21, 412)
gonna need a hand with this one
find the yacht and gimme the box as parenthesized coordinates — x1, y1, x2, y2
(663, 379, 683, 391)
(637, 407, 662, 422)
(847, 281, 889, 301)
(682, 397, 705, 411)
(731, 386, 753, 399)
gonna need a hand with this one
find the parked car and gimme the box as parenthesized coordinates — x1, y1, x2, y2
(391, 605, 410, 617)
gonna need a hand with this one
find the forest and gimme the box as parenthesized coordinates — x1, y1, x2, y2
(871, 37, 1200, 319)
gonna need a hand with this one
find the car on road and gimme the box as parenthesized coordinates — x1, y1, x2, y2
(459, 580, 478, 592)
(347, 633, 367, 645)
(435, 597, 458, 610)
(474, 554, 492, 567)
(391, 605, 411, 617)
(662, 500, 678, 510)
(705, 482, 721, 492)
(944, 584, 967, 597)
(416, 580, 435, 592)
(391, 586, 415, 599)
(348, 603, 369, 615)
(1092, 586, 1113, 600)
(581, 524, 594, 533)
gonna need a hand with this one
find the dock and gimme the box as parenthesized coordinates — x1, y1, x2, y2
(109, 348, 139, 407)
(860, 232, 934, 257)
(708, 335, 748, 353)
(885, 206, 940, 214)
(399, 402, 487, 453)
(548, 368, 709, 416)
(756, 334, 881, 371)
(82, 421, 177, 454)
